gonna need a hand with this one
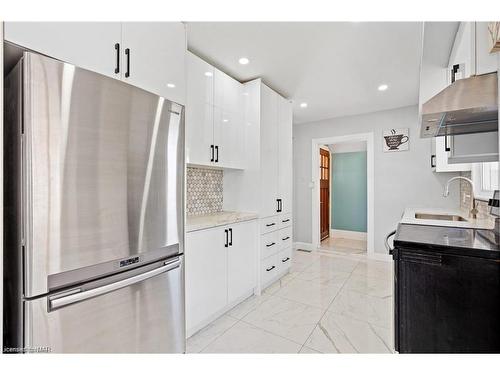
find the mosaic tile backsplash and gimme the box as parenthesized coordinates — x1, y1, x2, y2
(186, 167, 223, 216)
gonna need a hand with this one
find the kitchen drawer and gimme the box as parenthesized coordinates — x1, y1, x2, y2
(277, 247, 292, 273)
(279, 213, 292, 229)
(260, 231, 280, 260)
(260, 254, 278, 288)
(279, 227, 292, 250)
(260, 215, 280, 234)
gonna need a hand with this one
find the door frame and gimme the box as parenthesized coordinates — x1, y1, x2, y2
(319, 147, 331, 241)
(311, 132, 374, 257)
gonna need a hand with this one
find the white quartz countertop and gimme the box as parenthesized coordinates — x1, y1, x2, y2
(186, 211, 259, 232)
(400, 207, 495, 230)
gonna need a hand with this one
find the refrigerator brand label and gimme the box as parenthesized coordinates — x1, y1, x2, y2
(119, 256, 140, 268)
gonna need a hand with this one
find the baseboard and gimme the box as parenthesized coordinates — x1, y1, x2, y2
(330, 229, 367, 241)
(293, 242, 317, 251)
(367, 252, 393, 262)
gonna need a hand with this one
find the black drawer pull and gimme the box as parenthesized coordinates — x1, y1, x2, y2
(266, 242, 276, 247)
(266, 223, 276, 227)
(282, 219, 290, 223)
(282, 257, 290, 263)
(210, 145, 214, 162)
(282, 236, 290, 241)
(266, 266, 275, 272)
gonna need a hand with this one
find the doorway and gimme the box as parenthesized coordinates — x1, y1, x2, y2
(319, 147, 330, 241)
(311, 132, 375, 258)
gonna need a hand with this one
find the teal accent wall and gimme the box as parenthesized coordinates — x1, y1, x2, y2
(331, 152, 367, 232)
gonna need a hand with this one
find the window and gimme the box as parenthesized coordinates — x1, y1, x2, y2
(472, 162, 499, 200)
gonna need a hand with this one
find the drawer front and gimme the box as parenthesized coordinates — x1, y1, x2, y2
(260, 215, 280, 234)
(277, 247, 292, 273)
(260, 254, 278, 287)
(279, 213, 292, 229)
(279, 227, 293, 250)
(260, 231, 280, 260)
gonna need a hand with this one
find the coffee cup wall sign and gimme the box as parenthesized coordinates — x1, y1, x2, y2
(383, 128, 409, 152)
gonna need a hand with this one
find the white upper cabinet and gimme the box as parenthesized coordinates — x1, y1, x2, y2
(278, 97, 293, 214)
(186, 53, 246, 169)
(449, 22, 498, 78)
(4, 22, 122, 79)
(260, 84, 280, 217)
(4, 22, 186, 104)
(121, 22, 186, 104)
(186, 52, 214, 166)
(213, 69, 245, 169)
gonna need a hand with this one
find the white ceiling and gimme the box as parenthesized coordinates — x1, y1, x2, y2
(186, 22, 424, 124)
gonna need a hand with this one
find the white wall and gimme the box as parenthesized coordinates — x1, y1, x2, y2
(293, 105, 461, 253)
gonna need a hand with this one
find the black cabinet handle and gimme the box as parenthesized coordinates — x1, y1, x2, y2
(114, 43, 120, 74)
(229, 228, 233, 246)
(266, 223, 276, 227)
(282, 219, 290, 223)
(430, 154, 436, 168)
(224, 229, 228, 248)
(210, 145, 214, 162)
(281, 257, 290, 263)
(266, 266, 275, 272)
(215, 146, 219, 163)
(125, 48, 130, 78)
(444, 136, 450, 152)
(276, 199, 282, 213)
(266, 242, 276, 247)
(279, 199, 283, 212)
(282, 236, 290, 241)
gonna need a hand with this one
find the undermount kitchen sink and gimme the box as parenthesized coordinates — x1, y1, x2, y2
(414, 213, 468, 222)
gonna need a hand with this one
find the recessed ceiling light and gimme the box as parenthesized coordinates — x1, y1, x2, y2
(238, 57, 250, 65)
(167, 83, 176, 88)
(204, 71, 213, 77)
(222, 119, 229, 123)
(300, 102, 308, 108)
(378, 84, 388, 91)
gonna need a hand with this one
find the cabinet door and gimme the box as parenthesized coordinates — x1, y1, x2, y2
(434, 137, 471, 172)
(186, 227, 227, 333)
(227, 221, 258, 303)
(396, 249, 500, 353)
(4, 22, 122, 79)
(260, 84, 279, 217)
(213, 69, 245, 169)
(186, 52, 215, 166)
(278, 96, 293, 214)
(121, 22, 186, 104)
(213, 107, 245, 169)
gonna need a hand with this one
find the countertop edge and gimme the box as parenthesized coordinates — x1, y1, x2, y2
(186, 213, 259, 233)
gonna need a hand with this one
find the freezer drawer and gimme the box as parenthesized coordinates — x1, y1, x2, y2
(24, 256, 185, 353)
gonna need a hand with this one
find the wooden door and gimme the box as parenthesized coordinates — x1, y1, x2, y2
(320, 148, 330, 240)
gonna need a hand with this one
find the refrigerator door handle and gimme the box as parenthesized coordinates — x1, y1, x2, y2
(48, 258, 181, 312)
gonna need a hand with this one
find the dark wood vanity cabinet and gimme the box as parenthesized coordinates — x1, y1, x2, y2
(393, 247, 500, 353)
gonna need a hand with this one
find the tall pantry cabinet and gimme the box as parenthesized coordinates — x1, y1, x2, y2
(248, 80, 293, 292)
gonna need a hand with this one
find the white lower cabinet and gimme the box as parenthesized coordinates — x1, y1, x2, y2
(186, 219, 257, 336)
(227, 221, 258, 303)
(258, 213, 293, 291)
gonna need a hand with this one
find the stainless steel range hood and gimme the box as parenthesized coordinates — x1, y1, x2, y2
(420, 72, 498, 138)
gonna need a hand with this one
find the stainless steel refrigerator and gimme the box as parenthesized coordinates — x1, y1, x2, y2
(3, 51, 185, 353)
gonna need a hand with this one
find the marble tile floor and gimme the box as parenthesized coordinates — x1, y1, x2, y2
(320, 237, 367, 256)
(186, 249, 394, 354)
